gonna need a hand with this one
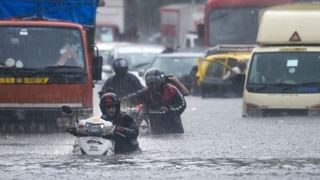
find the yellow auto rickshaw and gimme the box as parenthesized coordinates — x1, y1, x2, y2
(196, 45, 253, 98)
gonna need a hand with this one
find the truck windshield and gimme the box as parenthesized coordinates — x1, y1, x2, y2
(246, 52, 320, 93)
(0, 27, 86, 83)
(0, 27, 85, 70)
(208, 7, 260, 45)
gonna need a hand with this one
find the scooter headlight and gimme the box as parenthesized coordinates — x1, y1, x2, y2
(85, 123, 104, 135)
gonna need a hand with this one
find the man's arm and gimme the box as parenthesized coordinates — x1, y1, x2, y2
(114, 114, 139, 139)
(121, 89, 145, 107)
(56, 45, 78, 66)
(168, 87, 187, 116)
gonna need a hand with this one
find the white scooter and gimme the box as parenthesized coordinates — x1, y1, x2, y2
(63, 106, 116, 156)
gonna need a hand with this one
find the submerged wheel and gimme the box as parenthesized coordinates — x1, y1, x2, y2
(201, 85, 207, 98)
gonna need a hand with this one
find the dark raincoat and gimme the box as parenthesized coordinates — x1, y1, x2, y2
(124, 83, 186, 134)
(101, 73, 144, 98)
(101, 112, 140, 154)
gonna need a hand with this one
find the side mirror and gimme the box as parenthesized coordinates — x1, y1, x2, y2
(93, 55, 103, 80)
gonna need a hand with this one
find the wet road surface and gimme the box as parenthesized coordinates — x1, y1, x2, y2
(2, 89, 320, 179)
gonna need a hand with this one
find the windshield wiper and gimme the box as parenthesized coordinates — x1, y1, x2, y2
(277, 84, 298, 93)
(250, 82, 320, 93)
(32, 65, 85, 75)
(295, 82, 320, 86)
(275, 82, 320, 92)
(248, 83, 295, 92)
(0, 67, 38, 75)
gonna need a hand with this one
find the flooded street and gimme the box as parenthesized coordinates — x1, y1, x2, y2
(2, 86, 320, 179)
(2, 0, 320, 179)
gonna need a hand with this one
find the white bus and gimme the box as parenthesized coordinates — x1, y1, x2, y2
(243, 2, 320, 117)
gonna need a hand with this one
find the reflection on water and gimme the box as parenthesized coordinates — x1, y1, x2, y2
(1, 133, 320, 180)
(2, 97, 320, 179)
(2, 152, 320, 179)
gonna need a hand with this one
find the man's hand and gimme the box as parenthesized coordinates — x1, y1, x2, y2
(102, 126, 114, 136)
(113, 125, 126, 137)
(103, 125, 125, 137)
(160, 106, 169, 113)
(115, 125, 125, 133)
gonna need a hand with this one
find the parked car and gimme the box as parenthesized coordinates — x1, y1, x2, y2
(148, 52, 203, 94)
(111, 43, 166, 85)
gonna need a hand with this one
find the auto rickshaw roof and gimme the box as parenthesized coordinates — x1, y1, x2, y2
(203, 51, 251, 62)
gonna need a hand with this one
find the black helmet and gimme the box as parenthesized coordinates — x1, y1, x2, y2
(144, 68, 166, 89)
(113, 58, 128, 76)
(99, 92, 120, 116)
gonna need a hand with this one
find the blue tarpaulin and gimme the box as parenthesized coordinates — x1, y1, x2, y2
(0, 0, 98, 26)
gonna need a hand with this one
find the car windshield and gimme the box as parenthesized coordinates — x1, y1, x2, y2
(118, 52, 160, 71)
(151, 56, 197, 76)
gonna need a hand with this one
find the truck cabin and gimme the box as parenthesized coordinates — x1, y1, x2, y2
(247, 3, 320, 92)
(243, 2, 320, 117)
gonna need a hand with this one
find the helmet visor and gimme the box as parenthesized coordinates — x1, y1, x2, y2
(146, 75, 163, 86)
(146, 75, 164, 93)
(113, 58, 128, 68)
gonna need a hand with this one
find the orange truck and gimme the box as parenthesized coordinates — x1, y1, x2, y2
(0, 0, 102, 132)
